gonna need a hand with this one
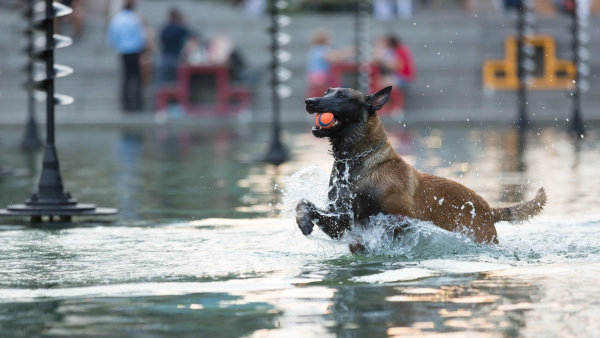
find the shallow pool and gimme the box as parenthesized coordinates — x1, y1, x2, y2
(0, 121, 599, 337)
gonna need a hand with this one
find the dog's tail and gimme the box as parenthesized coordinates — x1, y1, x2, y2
(492, 188, 547, 223)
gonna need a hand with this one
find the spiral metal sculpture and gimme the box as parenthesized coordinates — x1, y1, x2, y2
(0, 0, 117, 222)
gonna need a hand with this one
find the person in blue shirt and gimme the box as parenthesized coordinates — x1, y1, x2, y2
(306, 29, 354, 95)
(107, 0, 147, 112)
(158, 9, 191, 85)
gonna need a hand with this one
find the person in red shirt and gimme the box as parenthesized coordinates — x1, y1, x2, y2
(373, 34, 417, 90)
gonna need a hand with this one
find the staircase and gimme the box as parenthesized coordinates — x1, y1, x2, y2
(0, 0, 599, 124)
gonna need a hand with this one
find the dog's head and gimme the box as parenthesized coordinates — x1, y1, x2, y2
(305, 86, 392, 141)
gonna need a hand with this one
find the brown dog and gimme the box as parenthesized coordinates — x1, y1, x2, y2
(296, 86, 547, 253)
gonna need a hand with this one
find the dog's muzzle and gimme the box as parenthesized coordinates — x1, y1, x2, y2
(305, 98, 320, 114)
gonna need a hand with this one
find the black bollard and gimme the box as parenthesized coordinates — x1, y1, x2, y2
(0, 0, 117, 222)
(567, 0, 586, 138)
(262, 0, 291, 166)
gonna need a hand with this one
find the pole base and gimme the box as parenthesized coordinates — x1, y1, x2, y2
(262, 142, 289, 166)
(0, 202, 117, 223)
(262, 134, 289, 166)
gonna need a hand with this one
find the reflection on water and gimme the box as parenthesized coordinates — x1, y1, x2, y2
(500, 129, 526, 203)
(0, 122, 599, 337)
(0, 294, 278, 338)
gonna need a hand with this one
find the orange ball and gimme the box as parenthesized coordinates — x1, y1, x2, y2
(315, 112, 335, 129)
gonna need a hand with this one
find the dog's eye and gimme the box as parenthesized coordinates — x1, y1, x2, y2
(336, 92, 347, 98)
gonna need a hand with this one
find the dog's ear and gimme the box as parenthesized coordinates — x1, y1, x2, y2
(366, 86, 392, 113)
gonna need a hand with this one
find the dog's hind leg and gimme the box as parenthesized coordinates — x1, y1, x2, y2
(296, 199, 351, 239)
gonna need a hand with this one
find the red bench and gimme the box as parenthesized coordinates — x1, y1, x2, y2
(155, 65, 251, 116)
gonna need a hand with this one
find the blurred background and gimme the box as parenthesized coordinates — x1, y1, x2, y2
(0, 0, 599, 124)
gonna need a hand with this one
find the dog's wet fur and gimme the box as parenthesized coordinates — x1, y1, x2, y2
(297, 86, 547, 253)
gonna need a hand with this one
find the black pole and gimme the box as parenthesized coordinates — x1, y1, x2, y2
(568, 0, 585, 137)
(32, 0, 69, 204)
(515, 3, 528, 130)
(21, 0, 43, 151)
(354, 0, 370, 94)
(263, 0, 289, 165)
(354, 0, 360, 88)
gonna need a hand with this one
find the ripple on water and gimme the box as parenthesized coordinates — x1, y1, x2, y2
(0, 212, 599, 299)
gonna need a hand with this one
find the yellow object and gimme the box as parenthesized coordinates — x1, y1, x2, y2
(482, 35, 576, 91)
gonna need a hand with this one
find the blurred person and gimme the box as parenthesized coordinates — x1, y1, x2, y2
(372, 34, 416, 90)
(181, 35, 233, 66)
(206, 35, 235, 65)
(158, 8, 191, 85)
(373, 36, 396, 86)
(206, 35, 253, 84)
(503, 0, 522, 11)
(181, 34, 252, 84)
(306, 29, 354, 91)
(107, 0, 146, 112)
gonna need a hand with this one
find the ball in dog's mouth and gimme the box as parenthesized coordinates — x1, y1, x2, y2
(314, 112, 339, 130)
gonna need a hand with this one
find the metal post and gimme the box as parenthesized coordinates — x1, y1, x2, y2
(355, 0, 370, 94)
(33, 0, 67, 203)
(515, 1, 535, 130)
(568, 0, 587, 138)
(263, 0, 291, 165)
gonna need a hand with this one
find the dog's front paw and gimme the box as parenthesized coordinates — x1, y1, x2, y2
(349, 241, 366, 254)
(296, 200, 314, 235)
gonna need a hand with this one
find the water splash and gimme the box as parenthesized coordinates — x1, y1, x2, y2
(281, 164, 330, 214)
(282, 167, 600, 269)
(344, 214, 478, 259)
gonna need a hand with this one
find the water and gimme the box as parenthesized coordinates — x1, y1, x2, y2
(0, 122, 599, 337)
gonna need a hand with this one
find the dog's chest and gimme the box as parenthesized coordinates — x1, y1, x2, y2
(327, 161, 380, 218)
